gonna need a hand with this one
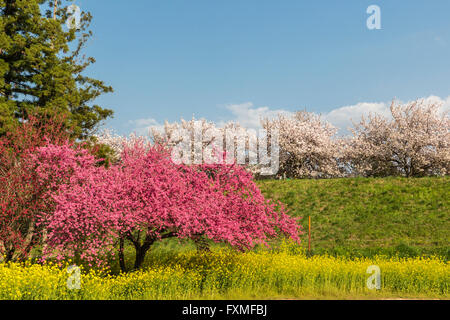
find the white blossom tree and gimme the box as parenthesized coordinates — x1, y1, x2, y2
(95, 99, 449, 179)
(346, 99, 450, 177)
(94, 129, 151, 163)
(150, 118, 276, 174)
(262, 111, 343, 179)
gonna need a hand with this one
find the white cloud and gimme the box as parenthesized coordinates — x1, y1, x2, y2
(420, 95, 450, 114)
(219, 102, 292, 130)
(128, 118, 164, 135)
(323, 95, 450, 134)
(129, 95, 450, 136)
(323, 102, 390, 133)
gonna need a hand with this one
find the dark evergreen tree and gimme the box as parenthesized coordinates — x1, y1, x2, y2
(0, 0, 113, 138)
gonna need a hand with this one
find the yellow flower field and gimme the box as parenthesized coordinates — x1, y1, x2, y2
(0, 249, 448, 300)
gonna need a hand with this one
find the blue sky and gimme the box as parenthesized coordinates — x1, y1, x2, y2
(70, 0, 450, 134)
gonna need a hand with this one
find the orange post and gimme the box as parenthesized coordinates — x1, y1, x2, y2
(308, 216, 311, 252)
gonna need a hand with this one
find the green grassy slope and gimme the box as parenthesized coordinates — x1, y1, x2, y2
(257, 177, 450, 258)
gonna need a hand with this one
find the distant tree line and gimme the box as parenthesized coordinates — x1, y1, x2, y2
(98, 99, 449, 179)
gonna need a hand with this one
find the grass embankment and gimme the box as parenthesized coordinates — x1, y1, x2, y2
(257, 177, 450, 258)
(1, 248, 448, 300)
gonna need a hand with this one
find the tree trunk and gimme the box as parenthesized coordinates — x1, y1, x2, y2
(118, 237, 127, 273)
(5, 246, 14, 263)
(42, 227, 48, 254)
(193, 237, 211, 252)
(53, 0, 58, 19)
(16, 220, 36, 261)
(131, 234, 154, 270)
(133, 247, 147, 270)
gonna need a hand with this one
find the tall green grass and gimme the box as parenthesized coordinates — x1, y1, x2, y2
(257, 177, 450, 258)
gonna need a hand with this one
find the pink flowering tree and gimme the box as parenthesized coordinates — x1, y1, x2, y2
(0, 114, 73, 262)
(37, 141, 301, 271)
